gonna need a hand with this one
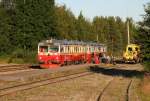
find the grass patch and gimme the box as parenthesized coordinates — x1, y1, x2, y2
(0, 55, 10, 64)
(0, 50, 38, 64)
(140, 93, 150, 101)
(9, 49, 37, 64)
(143, 61, 150, 72)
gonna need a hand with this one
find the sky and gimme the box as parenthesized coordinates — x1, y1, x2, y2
(55, 0, 149, 22)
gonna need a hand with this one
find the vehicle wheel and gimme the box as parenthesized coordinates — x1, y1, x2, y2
(64, 61, 67, 65)
(67, 61, 71, 65)
(81, 60, 85, 64)
(78, 60, 82, 64)
(91, 58, 95, 64)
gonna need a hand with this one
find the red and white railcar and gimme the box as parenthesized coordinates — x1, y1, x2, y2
(38, 39, 107, 68)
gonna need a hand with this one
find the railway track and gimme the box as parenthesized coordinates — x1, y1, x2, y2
(95, 64, 135, 101)
(96, 78, 114, 101)
(126, 79, 133, 101)
(0, 64, 31, 72)
(96, 78, 133, 101)
(0, 71, 94, 97)
(0, 64, 143, 100)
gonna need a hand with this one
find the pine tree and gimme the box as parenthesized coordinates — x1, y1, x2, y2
(55, 5, 76, 40)
(136, 3, 150, 62)
(10, 0, 55, 50)
(0, 6, 12, 54)
(93, 16, 106, 43)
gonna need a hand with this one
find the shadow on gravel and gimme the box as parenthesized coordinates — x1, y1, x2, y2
(114, 60, 124, 64)
(114, 60, 136, 64)
(29, 64, 41, 69)
(89, 66, 145, 78)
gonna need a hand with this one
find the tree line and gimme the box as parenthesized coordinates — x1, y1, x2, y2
(135, 2, 150, 71)
(54, 5, 137, 56)
(0, 0, 149, 65)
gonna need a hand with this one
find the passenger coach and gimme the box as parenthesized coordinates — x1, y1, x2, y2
(38, 39, 107, 68)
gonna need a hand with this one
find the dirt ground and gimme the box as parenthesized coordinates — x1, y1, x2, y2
(140, 75, 150, 101)
(142, 76, 150, 94)
(1, 73, 113, 101)
(0, 64, 148, 101)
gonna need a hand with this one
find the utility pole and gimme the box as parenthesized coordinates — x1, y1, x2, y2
(127, 20, 130, 45)
(96, 34, 99, 42)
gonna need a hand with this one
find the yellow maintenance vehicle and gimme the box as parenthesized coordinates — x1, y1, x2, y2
(123, 44, 140, 63)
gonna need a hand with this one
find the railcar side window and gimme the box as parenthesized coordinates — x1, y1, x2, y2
(75, 47, 77, 53)
(67, 46, 69, 53)
(91, 47, 94, 52)
(60, 47, 64, 53)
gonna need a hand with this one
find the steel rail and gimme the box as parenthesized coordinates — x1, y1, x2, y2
(0, 64, 31, 72)
(126, 79, 133, 101)
(96, 78, 114, 101)
(96, 64, 135, 101)
(0, 71, 94, 97)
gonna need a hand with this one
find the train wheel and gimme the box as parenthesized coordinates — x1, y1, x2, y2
(65, 61, 71, 65)
(79, 60, 83, 64)
(92, 58, 95, 64)
(64, 61, 67, 65)
(60, 63, 64, 66)
(73, 61, 76, 65)
(68, 61, 72, 65)
(81, 60, 85, 64)
(75, 61, 78, 64)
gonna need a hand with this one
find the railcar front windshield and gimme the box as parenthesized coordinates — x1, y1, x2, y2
(128, 47, 132, 51)
(135, 47, 139, 51)
(49, 46, 59, 52)
(39, 46, 48, 52)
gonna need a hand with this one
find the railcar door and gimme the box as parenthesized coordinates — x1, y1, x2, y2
(38, 45, 48, 64)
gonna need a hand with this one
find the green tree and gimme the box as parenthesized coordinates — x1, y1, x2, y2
(76, 12, 92, 41)
(55, 5, 77, 40)
(93, 16, 106, 43)
(136, 3, 150, 63)
(10, 0, 55, 50)
(0, 0, 14, 10)
(0, 6, 12, 54)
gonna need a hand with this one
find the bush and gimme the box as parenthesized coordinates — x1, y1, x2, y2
(23, 50, 37, 64)
(8, 48, 38, 64)
(11, 48, 25, 58)
(0, 54, 10, 63)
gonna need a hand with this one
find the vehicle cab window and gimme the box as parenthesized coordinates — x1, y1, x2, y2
(128, 47, 132, 51)
(135, 47, 138, 51)
(39, 46, 48, 52)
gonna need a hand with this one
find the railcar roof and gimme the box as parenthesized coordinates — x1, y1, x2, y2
(38, 39, 106, 47)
